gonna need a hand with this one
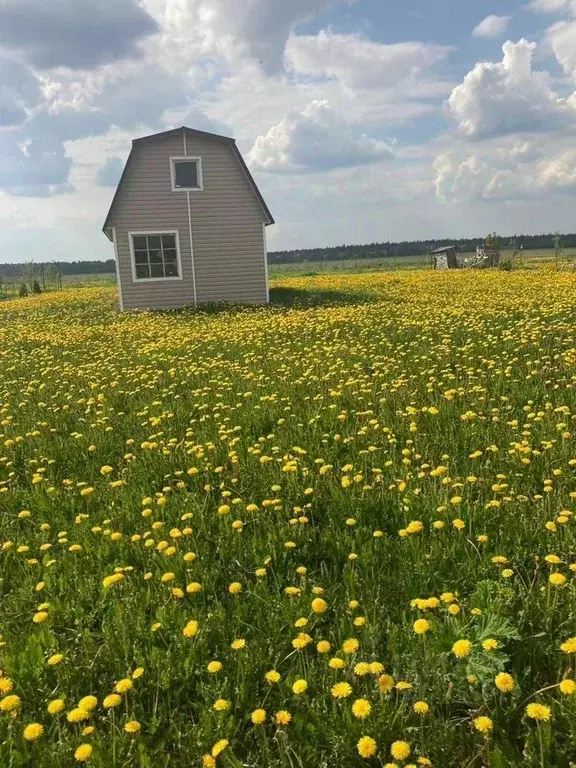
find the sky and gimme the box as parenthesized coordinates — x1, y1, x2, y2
(1, 0, 576, 262)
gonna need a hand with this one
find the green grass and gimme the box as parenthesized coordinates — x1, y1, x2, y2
(0, 269, 575, 767)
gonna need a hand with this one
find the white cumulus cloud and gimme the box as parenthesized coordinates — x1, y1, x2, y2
(547, 21, 576, 80)
(447, 39, 575, 139)
(247, 100, 393, 173)
(142, 0, 357, 72)
(525, 0, 576, 14)
(472, 15, 512, 38)
(285, 31, 451, 91)
(434, 137, 576, 201)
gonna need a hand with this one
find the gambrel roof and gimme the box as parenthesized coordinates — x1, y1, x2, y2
(102, 126, 274, 233)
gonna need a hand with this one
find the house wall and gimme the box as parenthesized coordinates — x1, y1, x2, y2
(107, 130, 269, 310)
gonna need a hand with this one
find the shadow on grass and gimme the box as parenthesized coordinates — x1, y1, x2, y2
(156, 286, 369, 317)
(268, 286, 368, 308)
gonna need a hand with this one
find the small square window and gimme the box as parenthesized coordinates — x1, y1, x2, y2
(132, 236, 147, 250)
(171, 158, 202, 190)
(148, 235, 162, 249)
(150, 262, 164, 278)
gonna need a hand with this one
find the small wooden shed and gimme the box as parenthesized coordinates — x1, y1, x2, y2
(102, 126, 274, 310)
(431, 245, 459, 270)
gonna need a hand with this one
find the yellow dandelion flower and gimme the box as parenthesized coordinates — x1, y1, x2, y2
(525, 703, 551, 721)
(311, 597, 327, 613)
(494, 673, 514, 693)
(357, 736, 377, 758)
(413, 619, 430, 635)
(292, 679, 308, 695)
(78, 696, 98, 712)
(560, 637, 576, 653)
(378, 674, 395, 692)
(211, 739, 228, 757)
(473, 716, 493, 734)
(342, 638, 360, 654)
(251, 708, 266, 725)
(352, 698, 372, 718)
(331, 682, 353, 698)
(275, 710, 292, 725)
(114, 679, 133, 694)
(67, 708, 90, 723)
(549, 572, 566, 586)
(559, 679, 576, 695)
(391, 741, 411, 760)
(47, 699, 65, 714)
(74, 744, 93, 762)
(0, 695, 20, 712)
(23, 723, 44, 741)
(292, 633, 312, 649)
(182, 620, 199, 638)
(102, 694, 122, 708)
(452, 639, 472, 658)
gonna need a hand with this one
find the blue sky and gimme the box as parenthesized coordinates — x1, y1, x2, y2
(1, 0, 576, 262)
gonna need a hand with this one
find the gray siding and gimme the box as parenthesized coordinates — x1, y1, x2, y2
(107, 130, 268, 310)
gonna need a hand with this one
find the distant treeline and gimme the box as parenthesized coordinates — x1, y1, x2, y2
(0, 260, 117, 278)
(1, 233, 575, 276)
(268, 233, 576, 264)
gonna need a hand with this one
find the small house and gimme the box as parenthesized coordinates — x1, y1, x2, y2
(431, 245, 459, 270)
(102, 127, 274, 310)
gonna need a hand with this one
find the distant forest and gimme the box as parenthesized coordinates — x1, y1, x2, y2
(1, 232, 575, 277)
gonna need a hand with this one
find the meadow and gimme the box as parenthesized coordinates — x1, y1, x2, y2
(0, 269, 575, 767)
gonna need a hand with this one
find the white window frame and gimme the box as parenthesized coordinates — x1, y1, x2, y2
(128, 230, 183, 283)
(170, 156, 204, 192)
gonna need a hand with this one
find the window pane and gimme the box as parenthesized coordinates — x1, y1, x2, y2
(134, 250, 148, 265)
(132, 236, 147, 250)
(162, 234, 175, 249)
(150, 263, 164, 278)
(174, 160, 199, 189)
(148, 236, 161, 249)
(149, 249, 162, 263)
(163, 249, 177, 263)
(135, 264, 150, 279)
(164, 262, 178, 277)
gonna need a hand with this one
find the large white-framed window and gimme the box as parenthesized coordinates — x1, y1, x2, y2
(170, 156, 204, 192)
(128, 230, 183, 282)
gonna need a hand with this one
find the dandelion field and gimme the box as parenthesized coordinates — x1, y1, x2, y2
(0, 270, 575, 768)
